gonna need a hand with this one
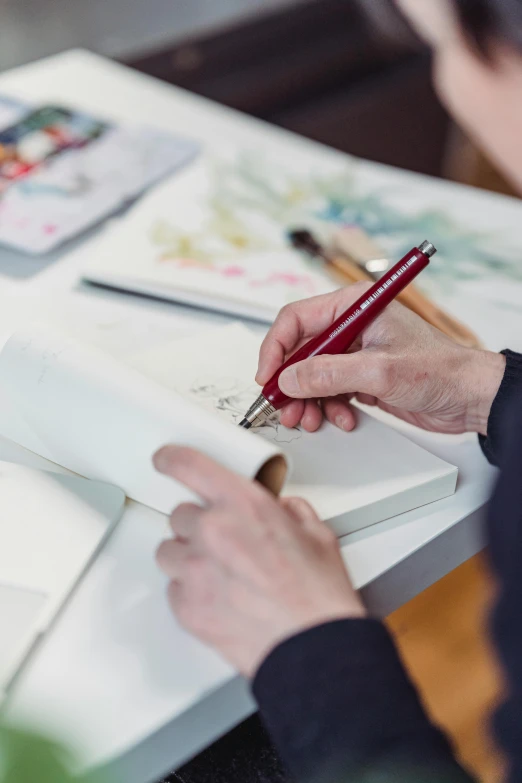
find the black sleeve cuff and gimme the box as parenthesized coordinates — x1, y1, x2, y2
(479, 350, 522, 467)
(252, 619, 466, 782)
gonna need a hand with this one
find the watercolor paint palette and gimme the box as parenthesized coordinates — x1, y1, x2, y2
(0, 96, 199, 254)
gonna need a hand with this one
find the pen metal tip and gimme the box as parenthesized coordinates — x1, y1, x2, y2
(238, 418, 252, 429)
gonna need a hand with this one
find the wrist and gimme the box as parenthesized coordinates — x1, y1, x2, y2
(464, 350, 506, 436)
(245, 602, 368, 680)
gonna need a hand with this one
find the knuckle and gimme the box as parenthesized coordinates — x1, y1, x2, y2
(287, 496, 316, 521)
(274, 303, 298, 333)
(173, 502, 197, 516)
(284, 496, 308, 515)
(170, 502, 195, 527)
(200, 510, 238, 550)
(246, 483, 273, 516)
(305, 358, 337, 396)
(318, 524, 337, 547)
(185, 553, 208, 584)
(294, 362, 314, 395)
(155, 539, 170, 568)
(200, 513, 225, 545)
(278, 302, 295, 320)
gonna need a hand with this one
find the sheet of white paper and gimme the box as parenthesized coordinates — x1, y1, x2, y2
(83, 156, 336, 322)
(0, 326, 285, 514)
(0, 461, 125, 694)
(131, 324, 457, 533)
(0, 290, 206, 363)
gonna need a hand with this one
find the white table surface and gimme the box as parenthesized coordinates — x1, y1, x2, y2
(1, 49, 522, 783)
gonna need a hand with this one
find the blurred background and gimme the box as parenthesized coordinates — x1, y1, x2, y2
(1, 0, 515, 196)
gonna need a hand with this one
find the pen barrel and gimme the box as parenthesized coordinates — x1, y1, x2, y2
(263, 247, 430, 410)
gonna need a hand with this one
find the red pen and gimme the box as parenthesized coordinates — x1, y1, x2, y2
(238, 240, 437, 429)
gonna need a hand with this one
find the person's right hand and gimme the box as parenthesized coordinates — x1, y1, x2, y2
(257, 283, 506, 437)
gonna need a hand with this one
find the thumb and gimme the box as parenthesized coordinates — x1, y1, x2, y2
(278, 352, 383, 399)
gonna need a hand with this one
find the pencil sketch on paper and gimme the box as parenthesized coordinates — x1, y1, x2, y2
(189, 377, 302, 444)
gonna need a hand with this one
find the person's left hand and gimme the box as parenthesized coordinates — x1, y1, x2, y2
(154, 446, 366, 679)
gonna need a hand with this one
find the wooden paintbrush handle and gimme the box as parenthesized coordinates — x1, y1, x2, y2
(329, 255, 372, 284)
(300, 234, 482, 347)
(331, 258, 482, 348)
(329, 230, 481, 348)
(397, 284, 482, 348)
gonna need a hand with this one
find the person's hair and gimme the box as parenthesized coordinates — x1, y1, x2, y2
(452, 0, 522, 55)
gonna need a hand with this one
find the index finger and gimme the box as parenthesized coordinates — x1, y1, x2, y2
(256, 283, 371, 385)
(153, 445, 256, 505)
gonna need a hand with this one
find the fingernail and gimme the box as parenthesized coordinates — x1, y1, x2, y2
(335, 416, 346, 431)
(153, 446, 173, 473)
(279, 367, 300, 395)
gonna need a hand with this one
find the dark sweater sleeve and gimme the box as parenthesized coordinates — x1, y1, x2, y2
(253, 619, 473, 783)
(487, 403, 522, 783)
(476, 348, 522, 781)
(479, 350, 522, 466)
